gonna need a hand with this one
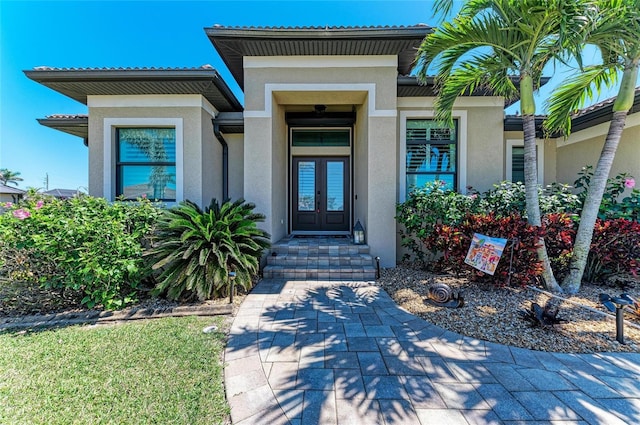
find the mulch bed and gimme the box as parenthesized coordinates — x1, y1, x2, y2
(377, 266, 640, 353)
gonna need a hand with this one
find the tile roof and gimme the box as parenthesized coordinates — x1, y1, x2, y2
(206, 24, 431, 30)
(25, 65, 242, 112)
(45, 114, 88, 119)
(32, 65, 216, 71)
(0, 184, 26, 195)
(44, 188, 82, 198)
(573, 86, 640, 118)
(37, 114, 88, 141)
(504, 85, 640, 135)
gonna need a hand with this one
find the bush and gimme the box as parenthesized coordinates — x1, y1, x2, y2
(585, 218, 640, 281)
(478, 181, 580, 217)
(574, 165, 639, 221)
(397, 180, 579, 265)
(396, 181, 480, 264)
(540, 213, 576, 282)
(422, 213, 545, 286)
(0, 196, 160, 309)
(146, 198, 270, 301)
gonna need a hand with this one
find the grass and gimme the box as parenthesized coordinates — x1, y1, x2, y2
(0, 316, 230, 425)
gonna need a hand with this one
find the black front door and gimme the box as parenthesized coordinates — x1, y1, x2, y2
(292, 157, 350, 232)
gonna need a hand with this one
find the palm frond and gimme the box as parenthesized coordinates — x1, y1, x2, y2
(544, 65, 618, 136)
(146, 198, 270, 301)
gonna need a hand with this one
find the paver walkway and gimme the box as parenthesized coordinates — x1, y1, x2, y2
(224, 279, 640, 425)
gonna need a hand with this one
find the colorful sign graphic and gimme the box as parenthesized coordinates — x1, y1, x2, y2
(464, 233, 508, 275)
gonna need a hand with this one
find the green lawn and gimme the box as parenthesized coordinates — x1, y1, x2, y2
(0, 316, 230, 425)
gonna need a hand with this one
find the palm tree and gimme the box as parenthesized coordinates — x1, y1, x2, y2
(544, 0, 640, 293)
(0, 169, 24, 186)
(416, 0, 593, 292)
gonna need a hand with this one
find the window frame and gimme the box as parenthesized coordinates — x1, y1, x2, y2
(405, 118, 459, 194)
(103, 118, 183, 203)
(115, 127, 177, 201)
(506, 139, 544, 185)
(399, 110, 467, 202)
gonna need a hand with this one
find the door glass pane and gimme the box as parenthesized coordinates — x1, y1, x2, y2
(326, 161, 344, 211)
(298, 161, 315, 211)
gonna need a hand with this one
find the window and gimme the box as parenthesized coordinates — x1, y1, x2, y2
(405, 119, 457, 195)
(291, 129, 350, 147)
(116, 128, 176, 201)
(506, 139, 543, 185)
(511, 146, 526, 183)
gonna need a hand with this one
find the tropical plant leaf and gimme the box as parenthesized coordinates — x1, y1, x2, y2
(147, 198, 270, 300)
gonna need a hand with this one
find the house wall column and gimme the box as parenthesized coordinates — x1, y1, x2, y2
(367, 115, 397, 268)
(243, 116, 277, 239)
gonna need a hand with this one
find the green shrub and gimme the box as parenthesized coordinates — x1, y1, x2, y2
(574, 165, 639, 221)
(479, 181, 527, 216)
(396, 181, 480, 264)
(0, 196, 160, 309)
(421, 213, 545, 286)
(585, 218, 640, 281)
(479, 181, 580, 217)
(147, 198, 270, 301)
(396, 180, 578, 264)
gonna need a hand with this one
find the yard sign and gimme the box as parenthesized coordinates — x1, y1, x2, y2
(464, 233, 508, 275)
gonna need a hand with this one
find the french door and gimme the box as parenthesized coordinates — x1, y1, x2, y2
(292, 157, 350, 232)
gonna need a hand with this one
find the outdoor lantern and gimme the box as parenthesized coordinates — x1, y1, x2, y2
(353, 220, 365, 245)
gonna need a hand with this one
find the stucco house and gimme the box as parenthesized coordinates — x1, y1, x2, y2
(25, 25, 640, 278)
(0, 184, 26, 204)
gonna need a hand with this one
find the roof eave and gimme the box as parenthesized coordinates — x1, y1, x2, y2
(37, 117, 89, 142)
(398, 75, 545, 107)
(571, 88, 640, 132)
(204, 25, 433, 40)
(24, 68, 243, 112)
(205, 25, 433, 90)
(25, 68, 223, 82)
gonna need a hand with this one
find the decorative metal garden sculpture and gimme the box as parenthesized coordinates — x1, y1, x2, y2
(425, 283, 464, 308)
(519, 300, 566, 329)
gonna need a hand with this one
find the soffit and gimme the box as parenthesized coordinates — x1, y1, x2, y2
(24, 67, 243, 112)
(37, 114, 89, 141)
(504, 85, 640, 135)
(216, 111, 244, 134)
(205, 25, 433, 90)
(273, 91, 368, 105)
(398, 76, 551, 107)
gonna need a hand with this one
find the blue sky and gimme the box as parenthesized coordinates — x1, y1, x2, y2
(0, 0, 629, 191)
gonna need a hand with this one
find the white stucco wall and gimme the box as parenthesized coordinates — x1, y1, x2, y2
(556, 112, 640, 188)
(225, 133, 245, 201)
(86, 94, 221, 206)
(242, 55, 399, 265)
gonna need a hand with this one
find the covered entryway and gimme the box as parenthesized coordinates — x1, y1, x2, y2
(289, 125, 352, 234)
(292, 156, 350, 232)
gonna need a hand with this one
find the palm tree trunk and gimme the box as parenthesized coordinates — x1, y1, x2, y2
(561, 110, 628, 293)
(520, 73, 560, 292)
(522, 114, 562, 292)
(561, 65, 638, 294)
